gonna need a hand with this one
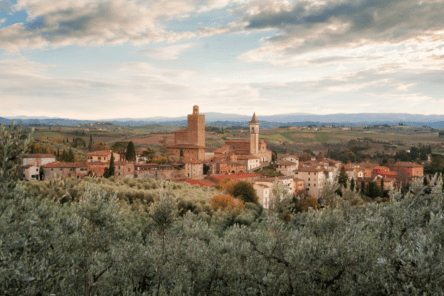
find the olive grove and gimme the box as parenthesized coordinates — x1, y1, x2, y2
(2, 123, 444, 295)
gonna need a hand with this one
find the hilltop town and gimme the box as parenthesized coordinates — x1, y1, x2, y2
(19, 105, 440, 208)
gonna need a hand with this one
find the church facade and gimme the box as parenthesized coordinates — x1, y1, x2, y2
(211, 113, 272, 173)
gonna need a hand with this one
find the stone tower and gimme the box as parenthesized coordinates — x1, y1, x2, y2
(249, 112, 259, 154)
(187, 105, 205, 147)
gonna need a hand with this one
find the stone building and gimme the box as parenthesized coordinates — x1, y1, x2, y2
(86, 150, 121, 162)
(42, 161, 134, 180)
(23, 154, 56, 167)
(210, 113, 272, 174)
(167, 105, 206, 162)
(294, 167, 326, 198)
(22, 154, 56, 181)
(42, 162, 89, 180)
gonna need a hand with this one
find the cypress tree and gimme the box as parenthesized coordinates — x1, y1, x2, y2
(67, 148, 75, 162)
(126, 141, 136, 161)
(89, 135, 93, 151)
(350, 178, 355, 191)
(57, 148, 60, 158)
(108, 153, 115, 177)
(361, 180, 365, 193)
(380, 178, 384, 191)
(338, 167, 348, 188)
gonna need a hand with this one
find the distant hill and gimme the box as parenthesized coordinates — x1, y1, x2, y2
(2, 113, 444, 128)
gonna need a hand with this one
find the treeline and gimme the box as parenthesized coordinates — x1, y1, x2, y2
(326, 140, 432, 165)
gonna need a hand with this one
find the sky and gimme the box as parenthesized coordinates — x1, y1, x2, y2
(0, 0, 443, 120)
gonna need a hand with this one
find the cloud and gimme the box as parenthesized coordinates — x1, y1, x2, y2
(236, 0, 444, 66)
(0, 0, 257, 51)
(142, 43, 198, 60)
(118, 62, 196, 78)
(0, 0, 205, 51)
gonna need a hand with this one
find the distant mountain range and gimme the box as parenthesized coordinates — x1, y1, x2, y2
(1, 113, 444, 128)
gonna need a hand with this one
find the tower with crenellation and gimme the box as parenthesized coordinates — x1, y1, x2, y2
(187, 105, 205, 147)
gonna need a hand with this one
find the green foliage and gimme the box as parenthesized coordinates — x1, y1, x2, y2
(126, 141, 136, 161)
(104, 153, 115, 178)
(338, 166, 348, 188)
(0, 122, 31, 213)
(229, 181, 258, 204)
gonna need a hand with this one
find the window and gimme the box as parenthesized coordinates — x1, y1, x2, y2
(314, 184, 316, 186)
(36, 168, 39, 172)
(118, 172, 121, 175)
(51, 168, 53, 171)
(60, 168, 62, 171)
(308, 183, 310, 186)
(308, 178, 310, 181)
(314, 173, 316, 175)
(314, 178, 316, 181)
(118, 166, 120, 169)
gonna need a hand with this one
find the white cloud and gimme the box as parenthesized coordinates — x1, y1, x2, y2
(142, 43, 198, 60)
(118, 62, 196, 78)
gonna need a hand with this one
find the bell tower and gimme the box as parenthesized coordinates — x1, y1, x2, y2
(249, 112, 259, 155)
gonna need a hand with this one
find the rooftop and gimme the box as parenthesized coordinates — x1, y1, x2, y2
(86, 150, 115, 156)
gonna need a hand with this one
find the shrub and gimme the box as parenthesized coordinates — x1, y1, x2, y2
(229, 181, 258, 204)
(297, 196, 321, 212)
(210, 194, 244, 212)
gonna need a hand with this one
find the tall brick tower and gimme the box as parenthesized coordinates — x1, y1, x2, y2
(187, 105, 205, 147)
(249, 112, 259, 155)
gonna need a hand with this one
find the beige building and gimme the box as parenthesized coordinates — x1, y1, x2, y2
(276, 161, 298, 176)
(254, 183, 271, 209)
(86, 150, 120, 162)
(294, 168, 326, 198)
(184, 161, 203, 178)
(22, 165, 41, 181)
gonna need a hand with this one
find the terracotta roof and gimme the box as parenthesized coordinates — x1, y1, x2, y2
(394, 162, 422, 168)
(24, 154, 56, 158)
(212, 173, 260, 181)
(43, 161, 87, 168)
(188, 160, 203, 164)
(373, 166, 390, 170)
(175, 129, 188, 133)
(86, 150, 114, 156)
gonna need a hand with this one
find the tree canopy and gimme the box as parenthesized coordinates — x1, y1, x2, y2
(126, 141, 136, 161)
